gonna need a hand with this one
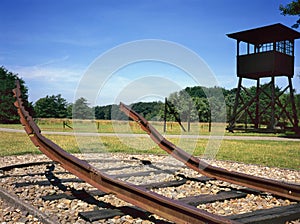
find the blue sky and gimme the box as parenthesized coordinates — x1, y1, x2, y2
(1, 0, 300, 105)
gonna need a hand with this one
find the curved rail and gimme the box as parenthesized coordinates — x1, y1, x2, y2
(119, 102, 300, 201)
(13, 81, 240, 223)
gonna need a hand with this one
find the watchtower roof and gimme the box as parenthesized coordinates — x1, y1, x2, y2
(227, 23, 300, 45)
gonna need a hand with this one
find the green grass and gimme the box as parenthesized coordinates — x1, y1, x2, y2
(0, 120, 282, 137)
(0, 120, 205, 134)
(217, 140, 300, 169)
(0, 131, 299, 169)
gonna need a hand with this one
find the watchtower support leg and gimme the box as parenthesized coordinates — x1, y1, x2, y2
(270, 76, 276, 130)
(254, 78, 260, 129)
(288, 77, 299, 133)
(228, 77, 242, 131)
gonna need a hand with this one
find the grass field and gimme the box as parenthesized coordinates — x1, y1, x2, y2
(0, 119, 215, 135)
(0, 128, 299, 169)
(0, 119, 284, 137)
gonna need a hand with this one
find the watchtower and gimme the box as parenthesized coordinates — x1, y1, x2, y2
(227, 23, 300, 133)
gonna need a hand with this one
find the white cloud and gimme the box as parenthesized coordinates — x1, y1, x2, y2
(11, 56, 81, 82)
(8, 62, 85, 103)
(96, 75, 185, 106)
(15, 66, 76, 81)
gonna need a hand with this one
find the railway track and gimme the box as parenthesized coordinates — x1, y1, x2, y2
(6, 80, 299, 223)
(1, 156, 299, 223)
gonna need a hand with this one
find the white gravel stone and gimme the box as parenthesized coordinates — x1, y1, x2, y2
(0, 153, 299, 223)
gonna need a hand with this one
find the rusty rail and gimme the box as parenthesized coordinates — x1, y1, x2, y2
(13, 81, 242, 223)
(119, 102, 300, 201)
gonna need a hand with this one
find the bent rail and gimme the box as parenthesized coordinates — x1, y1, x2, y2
(13, 81, 240, 223)
(119, 102, 300, 201)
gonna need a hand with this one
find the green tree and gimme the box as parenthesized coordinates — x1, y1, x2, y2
(72, 97, 93, 119)
(167, 86, 227, 122)
(131, 101, 164, 121)
(66, 103, 73, 118)
(168, 90, 198, 122)
(280, 0, 300, 28)
(34, 94, 68, 118)
(94, 102, 164, 121)
(95, 105, 112, 120)
(296, 93, 300, 119)
(193, 97, 210, 122)
(0, 66, 33, 123)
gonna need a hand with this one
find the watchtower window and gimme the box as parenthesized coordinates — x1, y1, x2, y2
(276, 40, 293, 56)
(259, 42, 273, 52)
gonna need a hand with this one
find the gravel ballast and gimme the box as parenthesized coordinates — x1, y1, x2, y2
(0, 153, 299, 224)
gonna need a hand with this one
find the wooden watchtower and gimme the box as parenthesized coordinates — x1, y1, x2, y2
(227, 23, 300, 133)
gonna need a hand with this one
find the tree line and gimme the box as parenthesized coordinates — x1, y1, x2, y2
(0, 67, 34, 123)
(1, 67, 300, 125)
